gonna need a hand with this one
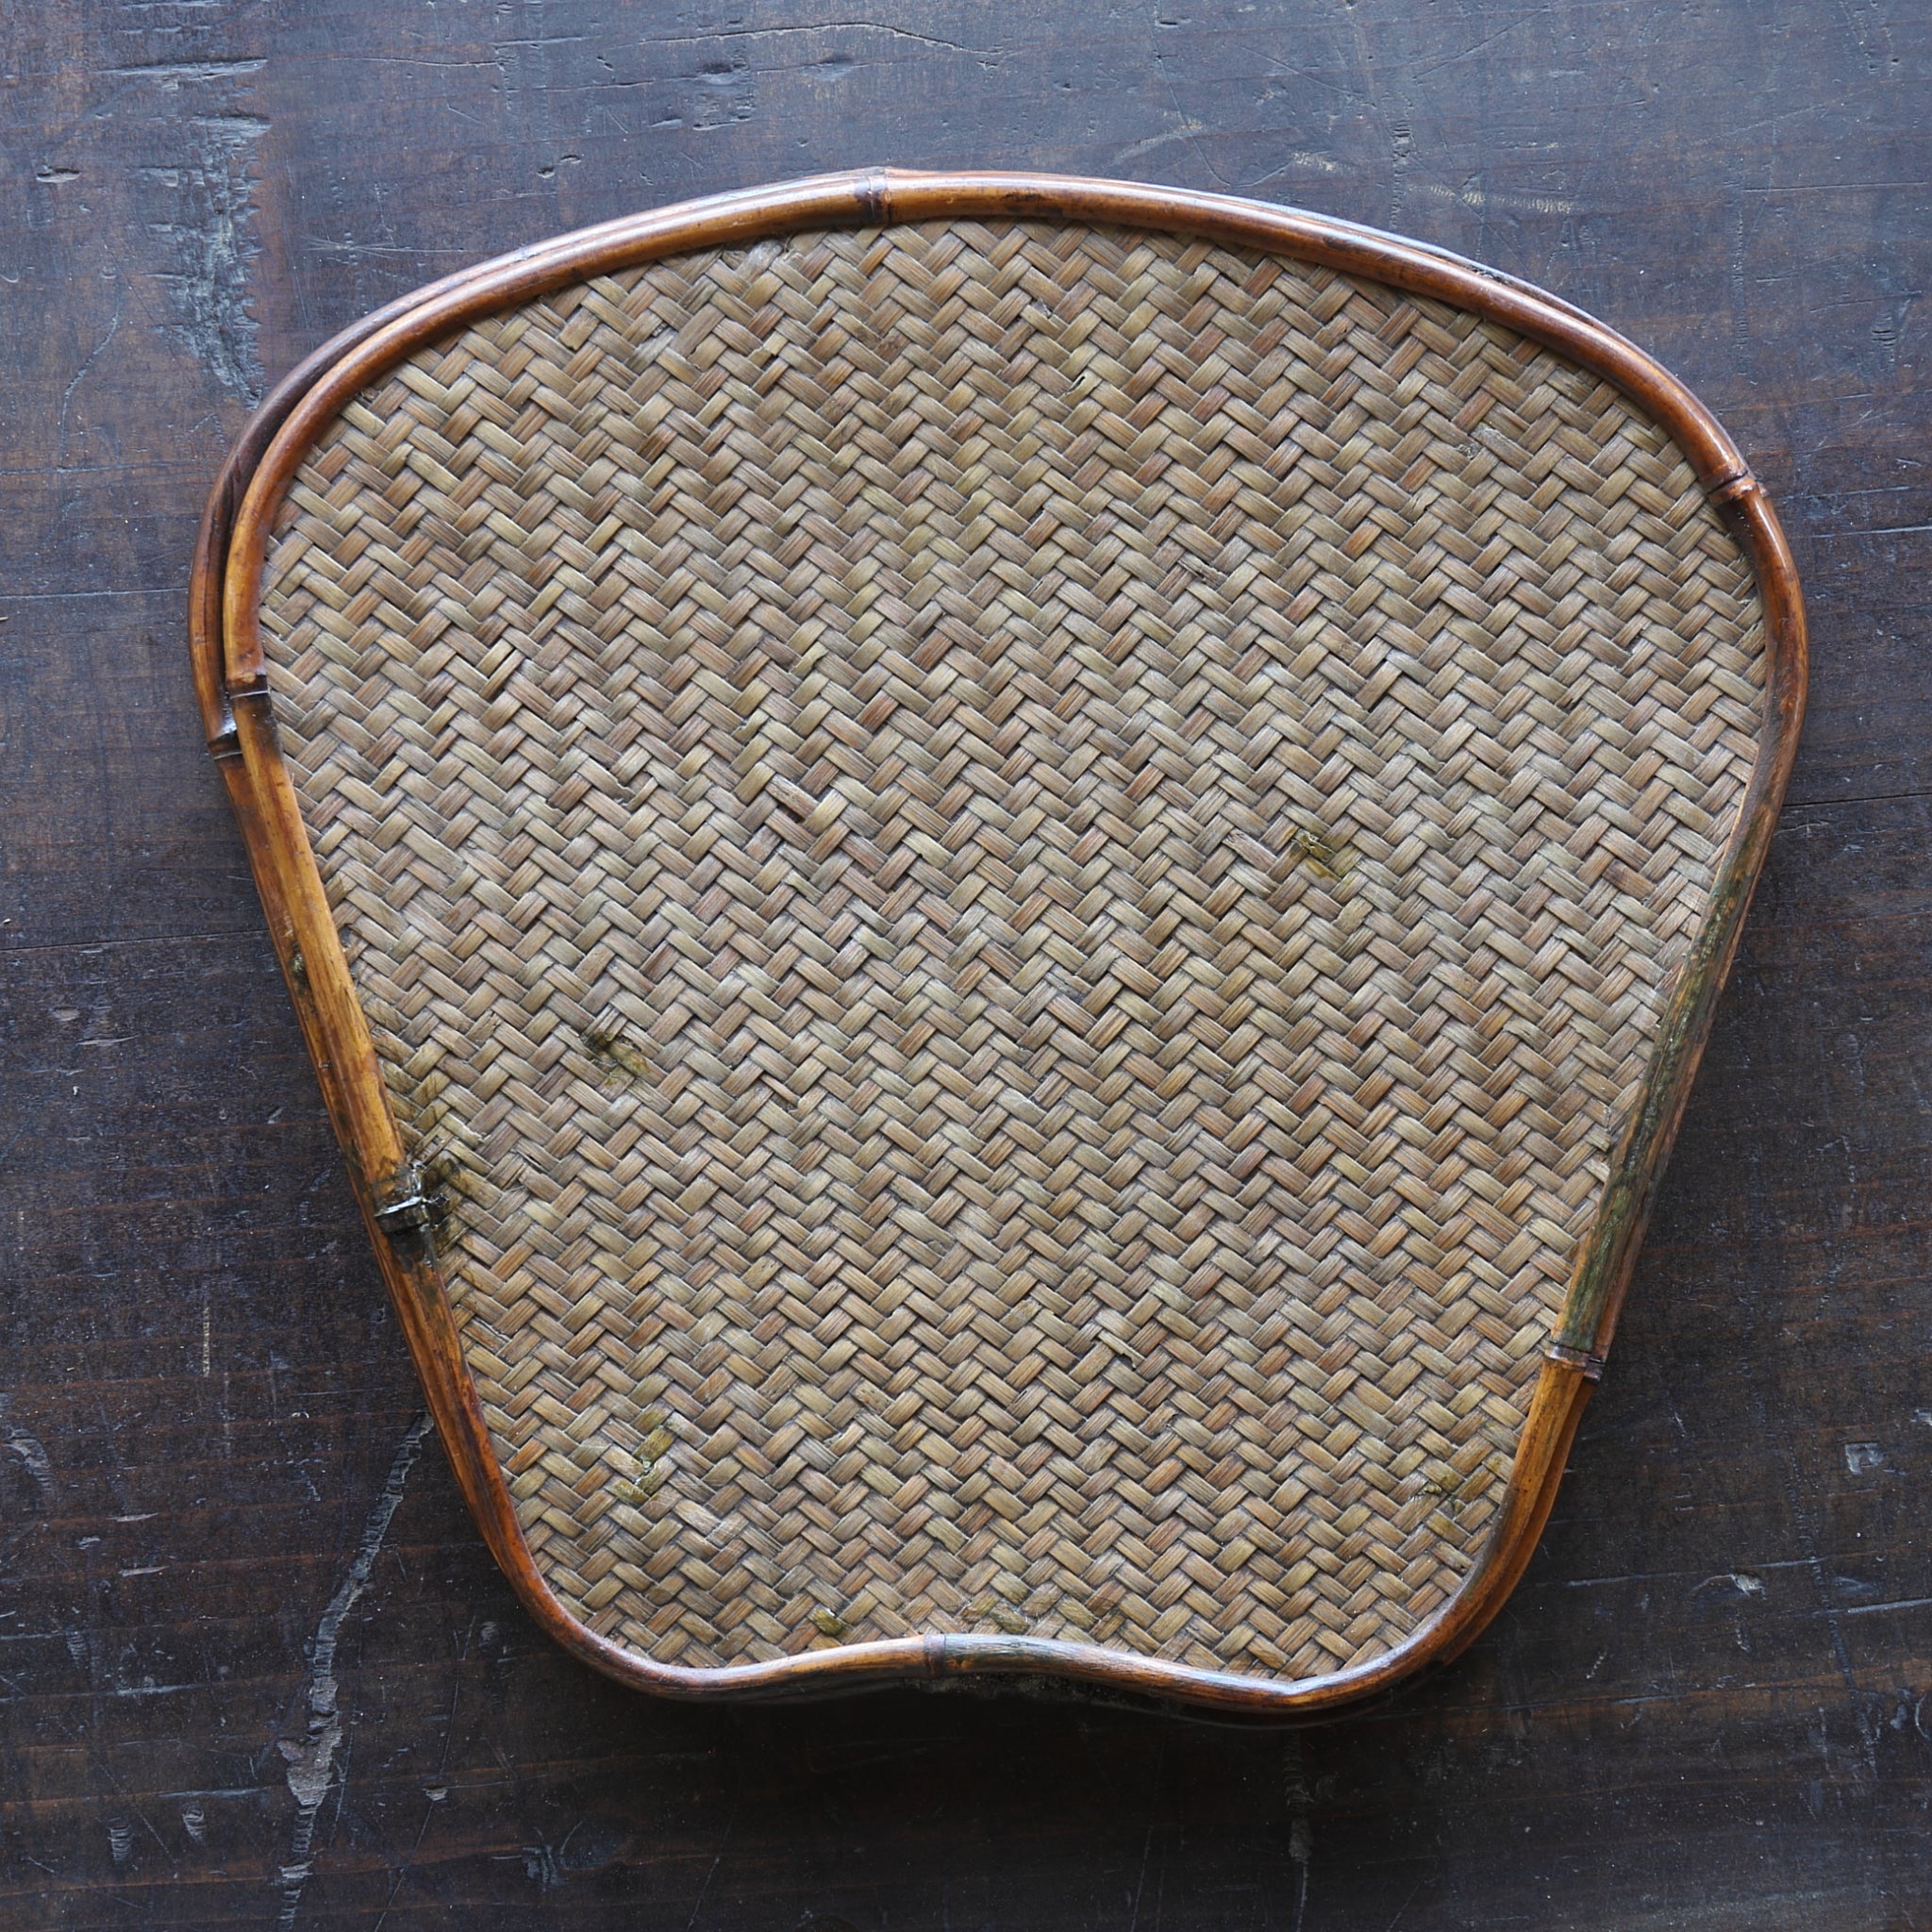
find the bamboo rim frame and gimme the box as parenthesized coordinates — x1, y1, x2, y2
(189, 169, 1807, 1716)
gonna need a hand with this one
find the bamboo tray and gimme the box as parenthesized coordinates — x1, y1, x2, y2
(190, 171, 1804, 1716)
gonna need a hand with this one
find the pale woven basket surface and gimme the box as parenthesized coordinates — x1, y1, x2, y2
(260, 220, 1766, 1681)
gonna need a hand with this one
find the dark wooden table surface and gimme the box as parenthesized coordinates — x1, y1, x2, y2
(5, 2, 1929, 1925)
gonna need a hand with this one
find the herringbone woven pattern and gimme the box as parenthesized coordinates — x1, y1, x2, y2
(258, 221, 1766, 1681)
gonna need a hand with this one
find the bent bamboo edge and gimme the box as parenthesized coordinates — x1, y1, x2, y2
(188, 169, 1806, 1716)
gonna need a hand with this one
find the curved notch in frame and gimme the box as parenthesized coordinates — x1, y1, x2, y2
(191, 169, 1805, 1716)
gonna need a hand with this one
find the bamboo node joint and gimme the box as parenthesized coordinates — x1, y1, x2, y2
(1544, 1341, 1607, 1380)
(373, 1167, 437, 1241)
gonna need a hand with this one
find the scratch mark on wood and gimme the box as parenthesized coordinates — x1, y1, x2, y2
(1151, 15, 1228, 189)
(106, 59, 269, 86)
(646, 21, 998, 58)
(1729, 184, 1751, 357)
(368, 1772, 453, 1931)
(1833, 0, 1898, 78)
(1772, 1426, 1877, 1775)
(1413, 179, 1577, 216)
(1411, 14, 1535, 77)
(158, 115, 271, 407)
(1285, 1734, 1313, 1932)
(1, 1395, 54, 1504)
(1112, 119, 1213, 166)
(682, 1801, 737, 1930)
(1249, 149, 1346, 187)
(274, 1411, 432, 1932)
(1388, 107, 1416, 230)
(1691, 1571, 1766, 1597)
(57, 284, 123, 473)
(1381, 1872, 1428, 1929)
(1289, 1812, 1313, 1931)
(1125, 1823, 1154, 1932)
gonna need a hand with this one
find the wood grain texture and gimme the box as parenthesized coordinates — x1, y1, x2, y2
(1, 0, 1926, 1924)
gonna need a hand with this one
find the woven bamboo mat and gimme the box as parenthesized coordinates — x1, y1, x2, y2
(256, 219, 1765, 1683)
